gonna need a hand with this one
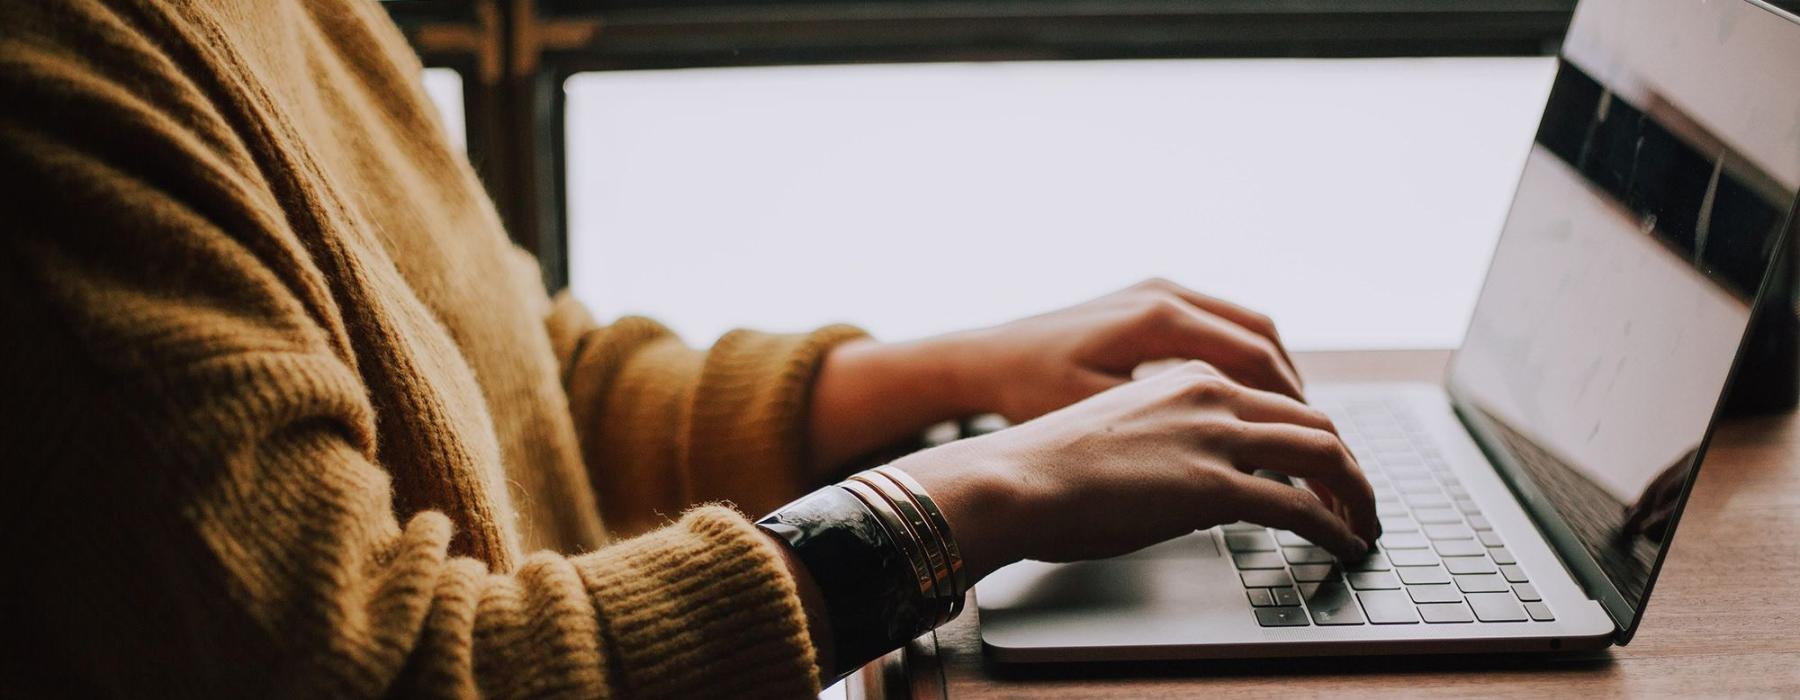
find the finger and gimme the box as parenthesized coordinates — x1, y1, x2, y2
(1218, 384, 1339, 435)
(1142, 279, 1299, 379)
(1221, 423, 1380, 543)
(1219, 470, 1369, 561)
(1156, 306, 1305, 401)
(1133, 357, 1212, 381)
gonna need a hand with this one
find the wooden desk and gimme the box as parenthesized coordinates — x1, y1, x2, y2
(850, 350, 1800, 698)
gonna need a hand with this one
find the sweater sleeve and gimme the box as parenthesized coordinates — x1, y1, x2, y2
(545, 297, 867, 537)
(0, 8, 818, 697)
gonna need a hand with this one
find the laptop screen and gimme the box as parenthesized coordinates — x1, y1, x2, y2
(1445, 0, 1800, 639)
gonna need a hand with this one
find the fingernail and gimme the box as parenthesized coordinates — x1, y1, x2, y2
(1354, 537, 1371, 558)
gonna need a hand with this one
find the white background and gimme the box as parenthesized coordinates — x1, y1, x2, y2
(425, 59, 1560, 349)
(545, 58, 1556, 350)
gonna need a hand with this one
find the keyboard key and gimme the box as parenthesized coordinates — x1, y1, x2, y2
(1467, 592, 1529, 622)
(1226, 531, 1276, 552)
(1513, 583, 1542, 602)
(1500, 565, 1529, 583)
(1283, 546, 1335, 564)
(1434, 540, 1485, 557)
(1455, 498, 1483, 514)
(1305, 583, 1367, 625)
(1387, 548, 1441, 567)
(1424, 524, 1474, 540)
(1363, 424, 1404, 439)
(1468, 515, 1493, 530)
(1478, 530, 1506, 547)
(1404, 491, 1451, 506)
(1348, 553, 1392, 572)
(1223, 522, 1264, 531)
(1241, 570, 1295, 588)
(1443, 556, 1497, 575)
(1407, 584, 1464, 604)
(1377, 502, 1411, 517)
(1255, 606, 1311, 627)
(1358, 590, 1421, 624)
(1525, 602, 1555, 621)
(1347, 571, 1401, 590)
(1247, 588, 1274, 607)
(1397, 567, 1453, 585)
(1272, 586, 1303, 607)
(1419, 603, 1475, 623)
(1274, 531, 1312, 547)
(1415, 508, 1462, 524)
(1373, 439, 1412, 455)
(1233, 552, 1288, 569)
(1455, 574, 1511, 593)
(1380, 533, 1430, 549)
(1379, 516, 1419, 532)
(1386, 465, 1432, 479)
(1291, 564, 1337, 582)
(1397, 480, 1441, 495)
(1489, 547, 1517, 565)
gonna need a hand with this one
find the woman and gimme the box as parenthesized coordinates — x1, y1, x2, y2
(0, 1, 1379, 697)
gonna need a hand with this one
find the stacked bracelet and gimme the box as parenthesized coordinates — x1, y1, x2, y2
(844, 467, 968, 625)
(755, 466, 967, 676)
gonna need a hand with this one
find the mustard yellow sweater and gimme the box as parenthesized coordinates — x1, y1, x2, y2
(0, 1, 866, 696)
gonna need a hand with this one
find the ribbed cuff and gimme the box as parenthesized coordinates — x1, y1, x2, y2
(574, 506, 819, 699)
(686, 324, 870, 515)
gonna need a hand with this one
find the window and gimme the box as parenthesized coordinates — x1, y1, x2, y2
(391, 1, 1577, 344)
(421, 68, 467, 152)
(564, 58, 1556, 349)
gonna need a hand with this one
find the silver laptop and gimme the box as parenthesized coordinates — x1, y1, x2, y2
(978, 0, 1800, 661)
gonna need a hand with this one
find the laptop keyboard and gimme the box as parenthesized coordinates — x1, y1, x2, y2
(1224, 398, 1555, 627)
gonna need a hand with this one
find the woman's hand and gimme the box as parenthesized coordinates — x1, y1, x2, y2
(952, 278, 1302, 423)
(808, 278, 1303, 474)
(891, 361, 1380, 583)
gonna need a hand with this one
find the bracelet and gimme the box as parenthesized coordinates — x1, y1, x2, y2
(871, 467, 972, 619)
(757, 485, 933, 674)
(844, 467, 969, 625)
(756, 466, 968, 675)
(871, 466, 969, 616)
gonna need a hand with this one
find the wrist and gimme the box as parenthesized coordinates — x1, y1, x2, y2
(888, 438, 1022, 584)
(903, 329, 1004, 419)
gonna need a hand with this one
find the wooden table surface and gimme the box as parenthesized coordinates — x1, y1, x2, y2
(850, 350, 1800, 698)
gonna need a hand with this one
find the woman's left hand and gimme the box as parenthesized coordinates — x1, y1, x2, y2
(809, 278, 1303, 471)
(946, 278, 1302, 423)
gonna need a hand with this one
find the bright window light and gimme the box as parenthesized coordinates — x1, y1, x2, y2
(422, 67, 467, 153)
(565, 58, 1556, 350)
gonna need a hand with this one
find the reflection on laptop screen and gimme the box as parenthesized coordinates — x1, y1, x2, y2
(1446, 0, 1800, 629)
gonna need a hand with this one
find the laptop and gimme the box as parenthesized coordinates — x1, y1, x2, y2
(978, 0, 1800, 661)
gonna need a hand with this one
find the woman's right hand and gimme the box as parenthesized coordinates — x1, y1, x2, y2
(893, 360, 1381, 584)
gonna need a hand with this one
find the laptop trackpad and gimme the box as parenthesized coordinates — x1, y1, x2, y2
(978, 531, 1219, 612)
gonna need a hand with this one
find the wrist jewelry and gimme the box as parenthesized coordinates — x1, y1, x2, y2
(756, 466, 968, 675)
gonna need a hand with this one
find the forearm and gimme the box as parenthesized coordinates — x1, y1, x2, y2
(806, 335, 990, 479)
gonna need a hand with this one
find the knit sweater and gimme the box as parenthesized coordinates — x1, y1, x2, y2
(0, 0, 867, 697)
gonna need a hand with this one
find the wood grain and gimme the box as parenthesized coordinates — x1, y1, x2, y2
(855, 350, 1800, 698)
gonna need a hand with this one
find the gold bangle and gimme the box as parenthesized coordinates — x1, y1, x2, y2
(872, 465, 969, 599)
(850, 472, 956, 626)
(849, 474, 950, 595)
(837, 479, 936, 598)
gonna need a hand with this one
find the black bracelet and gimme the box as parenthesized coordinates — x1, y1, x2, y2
(757, 485, 935, 675)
